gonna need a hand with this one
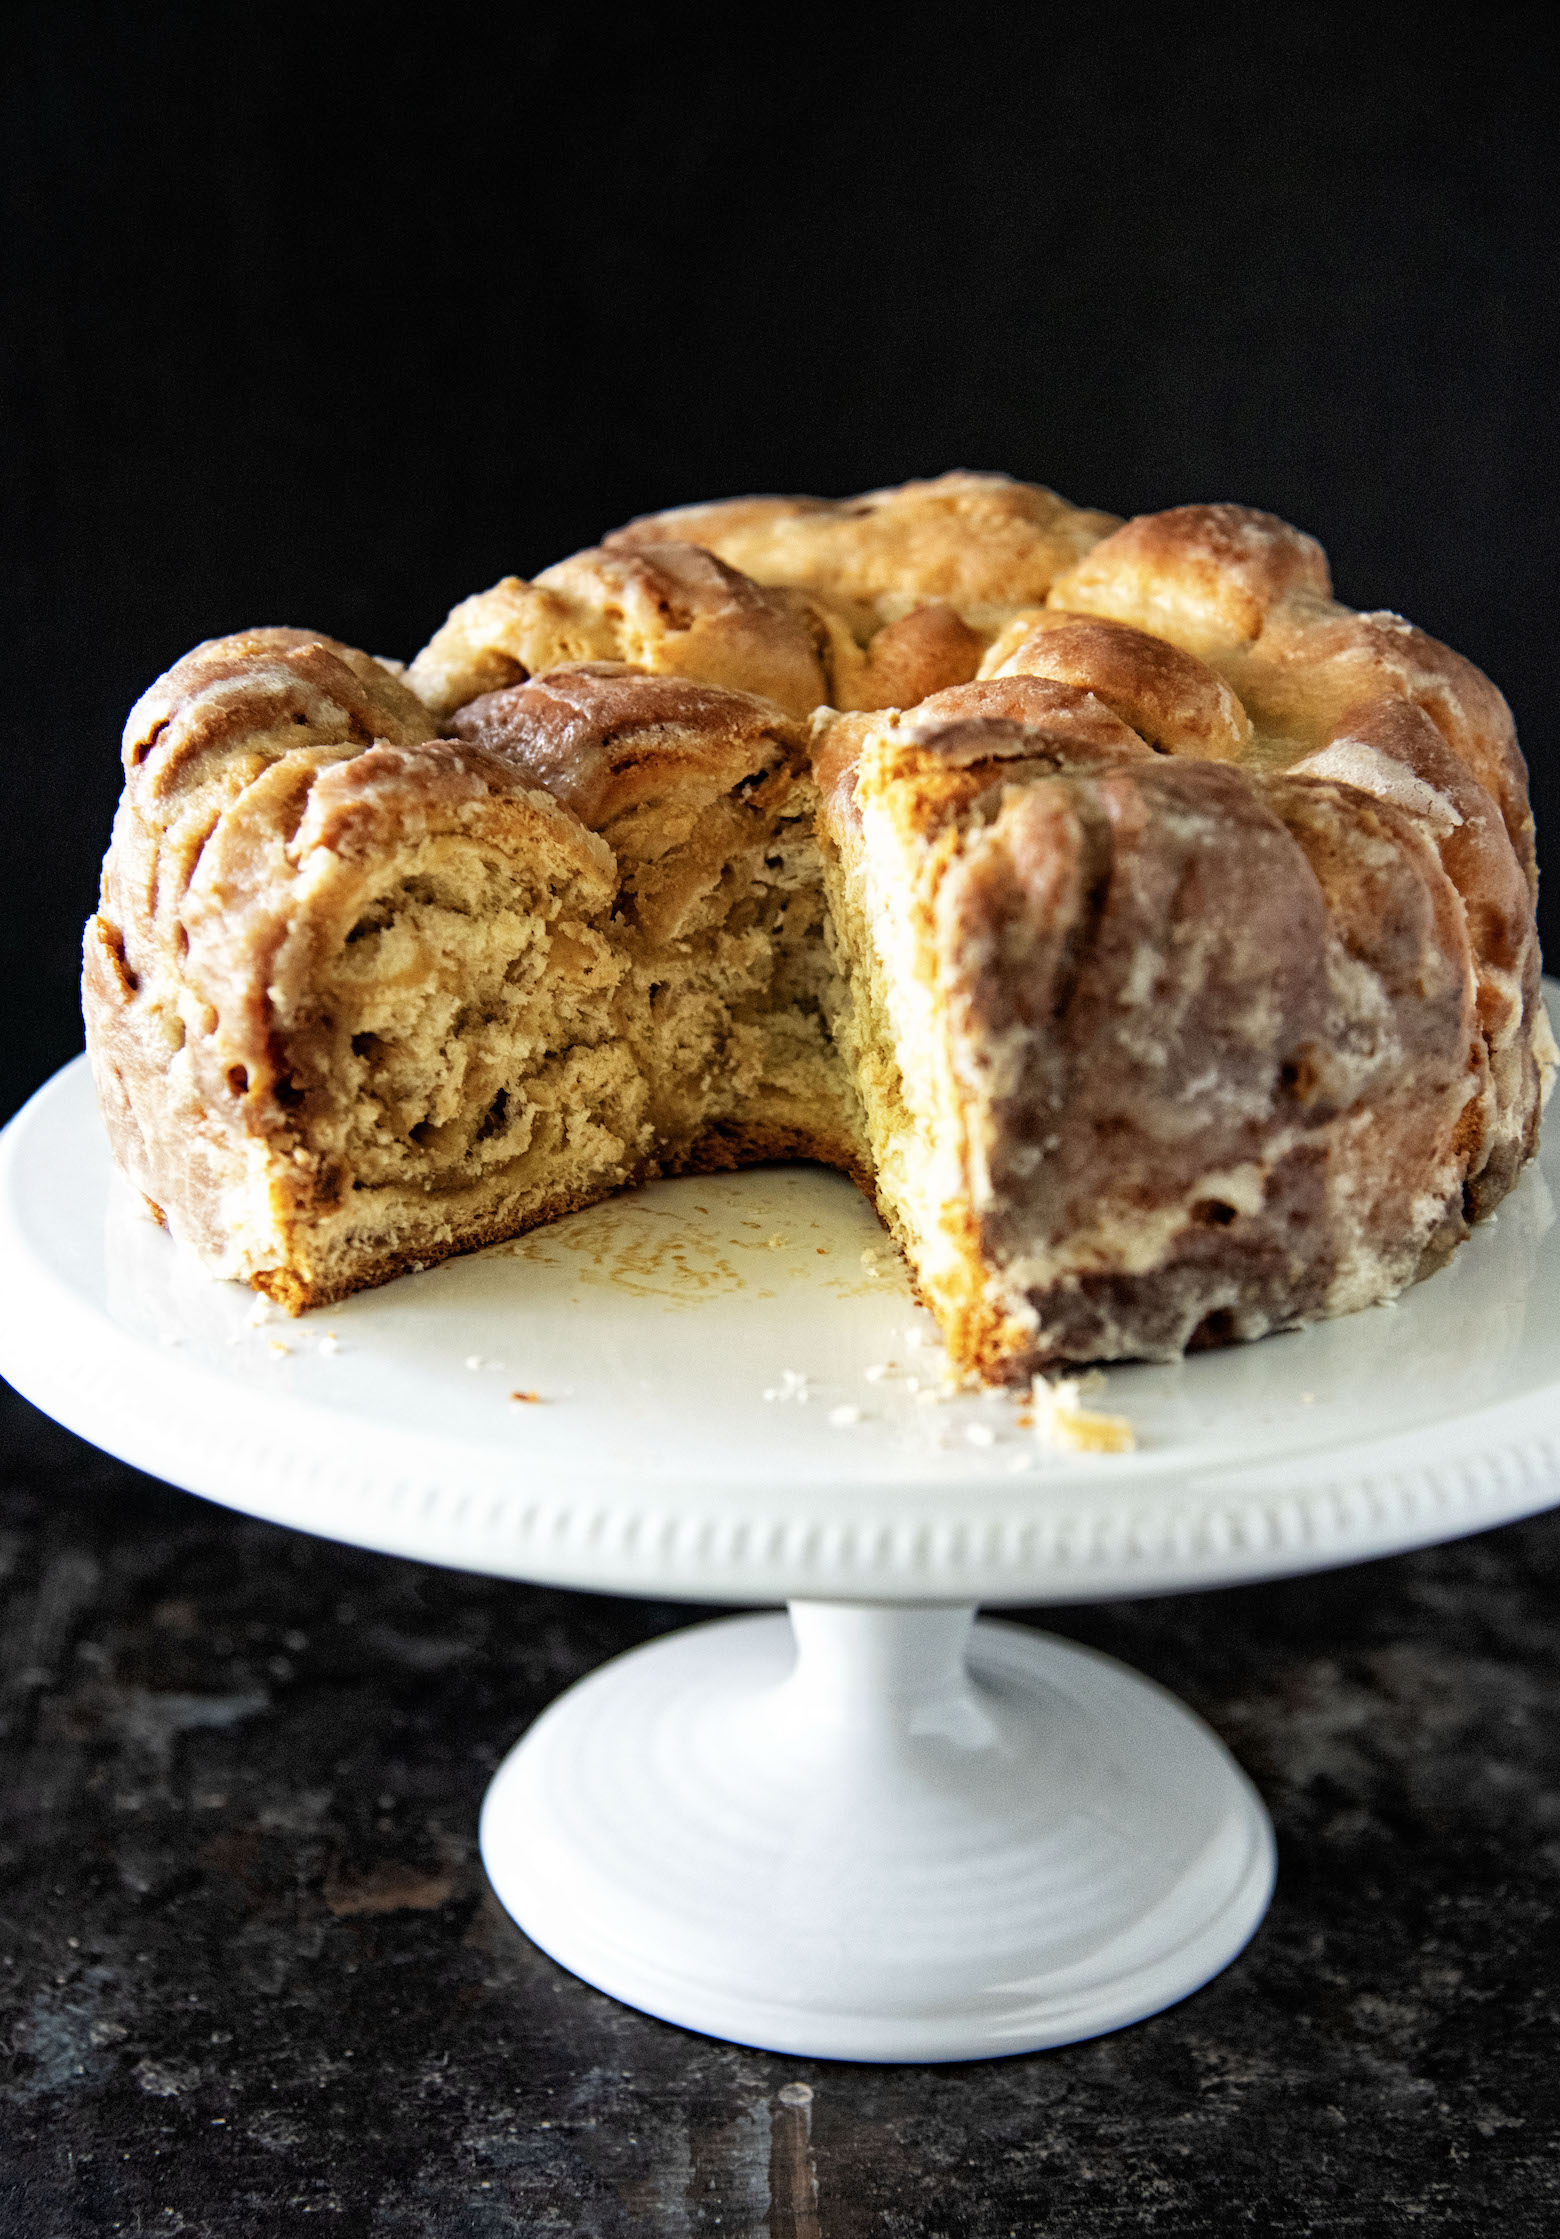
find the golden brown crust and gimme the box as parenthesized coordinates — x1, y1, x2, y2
(841, 603, 986, 710)
(405, 542, 829, 720)
(1048, 503, 1332, 650)
(1235, 601, 1532, 882)
(123, 627, 437, 790)
(902, 676, 1159, 762)
(809, 678, 1153, 845)
(600, 473, 1120, 717)
(603, 471, 1121, 624)
(1047, 502, 1534, 879)
(249, 1172, 622, 1314)
(446, 662, 802, 831)
(983, 613, 1252, 760)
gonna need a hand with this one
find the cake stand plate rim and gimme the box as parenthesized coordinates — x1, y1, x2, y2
(3, 1028, 1559, 1607)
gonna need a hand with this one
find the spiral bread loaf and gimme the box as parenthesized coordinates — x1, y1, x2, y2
(84, 473, 1553, 1379)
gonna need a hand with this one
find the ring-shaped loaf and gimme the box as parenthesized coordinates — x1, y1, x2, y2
(85, 474, 1552, 1379)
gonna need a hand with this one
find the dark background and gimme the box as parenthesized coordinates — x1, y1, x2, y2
(3, 5, 1558, 1122)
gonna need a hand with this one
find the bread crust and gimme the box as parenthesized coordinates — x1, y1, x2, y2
(603, 470, 1121, 626)
(445, 662, 801, 832)
(405, 543, 831, 721)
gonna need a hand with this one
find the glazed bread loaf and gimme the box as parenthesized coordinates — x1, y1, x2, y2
(84, 475, 1551, 1378)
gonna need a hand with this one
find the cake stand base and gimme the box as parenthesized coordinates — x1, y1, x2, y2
(480, 1602, 1276, 2062)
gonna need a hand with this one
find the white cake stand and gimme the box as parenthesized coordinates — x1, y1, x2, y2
(3, 1018, 1559, 2062)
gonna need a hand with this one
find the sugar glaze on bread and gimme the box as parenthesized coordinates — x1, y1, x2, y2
(84, 475, 1553, 1378)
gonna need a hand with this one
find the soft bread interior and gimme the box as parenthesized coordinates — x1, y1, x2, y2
(92, 660, 872, 1312)
(265, 801, 866, 1308)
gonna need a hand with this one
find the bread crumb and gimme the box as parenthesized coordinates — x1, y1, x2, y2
(318, 1333, 341, 1356)
(1031, 1375, 1135, 1454)
(508, 1389, 542, 1405)
(964, 1421, 996, 1448)
(267, 1340, 292, 1359)
(828, 1404, 863, 1427)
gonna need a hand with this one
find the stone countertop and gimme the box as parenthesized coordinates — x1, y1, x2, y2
(2, 1378, 1557, 2237)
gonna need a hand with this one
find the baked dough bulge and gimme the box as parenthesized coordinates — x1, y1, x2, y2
(84, 477, 1553, 1376)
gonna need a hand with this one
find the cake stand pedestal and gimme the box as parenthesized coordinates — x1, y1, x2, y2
(3, 1024, 1559, 2060)
(481, 1601, 1273, 2059)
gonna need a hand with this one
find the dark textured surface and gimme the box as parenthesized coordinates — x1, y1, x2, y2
(2, 1378, 1558, 2236)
